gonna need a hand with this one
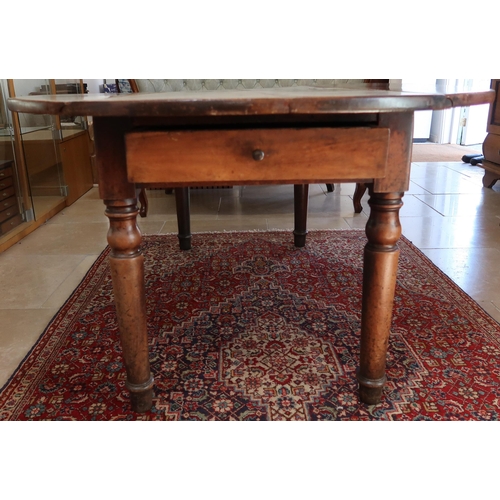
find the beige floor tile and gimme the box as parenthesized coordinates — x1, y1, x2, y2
(415, 192, 500, 218)
(477, 301, 500, 324)
(0, 308, 59, 388)
(265, 215, 351, 232)
(409, 165, 484, 194)
(156, 220, 180, 234)
(400, 195, 443, 217)
(41, 256, 99, 310)
(192, 186, 240, 198)
(445, 163, 488, 183)
(6, 222, 108, 256)
(191, 216, 268, 232)
(47, 199, 108, 224)
(307, 193, 360, 216)
(136, 220, 166, 235)
(421, 246, 500, 303)
(311, 215, 353, 230)
(323, 183, 358, 196)
(344, 213, 369, 229)
(138, 195, 177, 221)
(265, 215, 295, 230)
(80, 187, 100, 200)
(347, 191, 443, 218)
(0, 254, 88, 309)
(219, 189, 295, 215)
(32, 196, 66, 218)
(406, 180, 433, 195)
(189, 191, 224, 215)
(402, 216, 500, 249)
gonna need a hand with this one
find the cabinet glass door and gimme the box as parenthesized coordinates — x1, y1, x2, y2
(11, 79, 67, 219)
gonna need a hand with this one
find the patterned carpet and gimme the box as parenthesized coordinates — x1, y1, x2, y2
(1, 230, 500, 420)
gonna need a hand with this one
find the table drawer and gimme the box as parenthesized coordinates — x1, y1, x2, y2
(126, 127, 390, 185)
(483, 133, 500, 165)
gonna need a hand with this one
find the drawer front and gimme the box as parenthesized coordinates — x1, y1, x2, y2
(126, 127, 390, 185)
(0, 213, 22, 235)
(483, 133, 500, 165)
(0, 200, 19, 224)
(0, 166, 13, 179)
(0, 195, 17, 211)
(0, 186, 15, 200)
(0, 176, 13, 191)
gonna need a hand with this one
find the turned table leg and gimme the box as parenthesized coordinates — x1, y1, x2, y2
(294, 184, 309, 247)
(357, 190, 403, 405)
(105, 199, 154, 413)
(175, 187, 192, 250)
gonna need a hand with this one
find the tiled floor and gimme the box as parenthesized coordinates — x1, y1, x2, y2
(2, 160, 500, 387)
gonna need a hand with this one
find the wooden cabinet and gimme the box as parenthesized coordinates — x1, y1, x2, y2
(0, 159, 22, 235)
(481, 80, 500, 187)
(59, 129, 94, 205)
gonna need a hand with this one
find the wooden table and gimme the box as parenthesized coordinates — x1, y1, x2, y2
(8, 84, 494, 413)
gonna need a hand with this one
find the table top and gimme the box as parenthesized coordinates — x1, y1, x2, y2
(7, 83, 495, 118)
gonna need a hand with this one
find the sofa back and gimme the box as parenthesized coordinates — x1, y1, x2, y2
(133, 79, 385, 93)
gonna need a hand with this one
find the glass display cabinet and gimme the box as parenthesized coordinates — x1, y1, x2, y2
(0, 79, 94, 251)
(11, 79, 66, 217)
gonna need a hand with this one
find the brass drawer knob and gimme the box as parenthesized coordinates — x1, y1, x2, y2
(252, 149, 265, 161)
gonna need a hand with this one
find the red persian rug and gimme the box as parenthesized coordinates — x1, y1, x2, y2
(1, 230, 500, 421)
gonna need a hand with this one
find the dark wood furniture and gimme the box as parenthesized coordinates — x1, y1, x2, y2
(8, 84, 494, 413)
(481, 80, 500, 188)
(0, 159, 22, 236)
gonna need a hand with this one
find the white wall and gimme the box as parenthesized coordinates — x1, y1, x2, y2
(84, 79, 105, 94)
(400, 79, 438, 141)
(12, 79, 48, 96)
(11, 79, 106, 96)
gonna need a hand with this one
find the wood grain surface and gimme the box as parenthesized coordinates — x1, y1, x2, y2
(7, 85, 495, 118)
(125, 126, 390, 185)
